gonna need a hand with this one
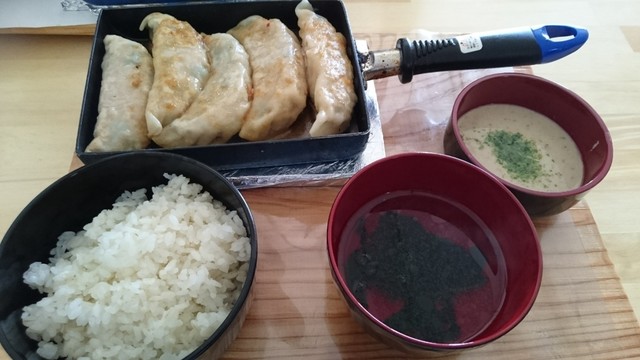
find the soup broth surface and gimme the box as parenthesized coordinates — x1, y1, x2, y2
(338, 190, 506, 344)
(458, 104, 584, 192)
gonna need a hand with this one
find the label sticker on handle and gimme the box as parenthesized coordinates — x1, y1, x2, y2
(456, 34, 483, 53)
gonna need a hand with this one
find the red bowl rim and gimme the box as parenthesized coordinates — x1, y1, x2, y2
(450, 72, 613, 198)
(327, 152, 543, 351)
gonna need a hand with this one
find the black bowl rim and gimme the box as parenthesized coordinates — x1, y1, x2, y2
(0, 152, 258, 360)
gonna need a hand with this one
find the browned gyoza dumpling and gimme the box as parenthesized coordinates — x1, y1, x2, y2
(228, 15, 308, 141)
(139, 12, 210, 137)
(295, 0, 357, 137)
(152, 33, 252, 147)
(86, 34, 153, 152)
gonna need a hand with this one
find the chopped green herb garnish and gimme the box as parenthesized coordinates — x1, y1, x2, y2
(484, 130, 545, 183)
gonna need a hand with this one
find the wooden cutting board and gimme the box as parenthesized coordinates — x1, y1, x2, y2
(3, 35, 639, 360)
(215, 44, 640, 358)
(226, 190, 640, 359)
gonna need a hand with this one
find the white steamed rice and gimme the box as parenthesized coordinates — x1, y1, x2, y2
(21, 174, 251, 360)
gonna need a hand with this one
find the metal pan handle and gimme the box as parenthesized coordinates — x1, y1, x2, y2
(362, 25, 589, 83)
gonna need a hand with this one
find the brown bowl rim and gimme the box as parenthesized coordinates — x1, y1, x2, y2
(450, 72, 614, 198)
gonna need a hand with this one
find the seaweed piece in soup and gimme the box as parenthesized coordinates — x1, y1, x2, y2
(345, 211, 487, 343)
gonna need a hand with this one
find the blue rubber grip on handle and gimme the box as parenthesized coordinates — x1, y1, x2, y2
(531, 25, 589, 63)
(396, 25, 589, 83)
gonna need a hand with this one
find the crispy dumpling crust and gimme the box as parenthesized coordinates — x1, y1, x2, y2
(228, 15, 308, 141)
(140, 13, 210, 137)
(295, 0, 357, 137)
(152, 33, 252, 148)
(86, 35, 153, 152)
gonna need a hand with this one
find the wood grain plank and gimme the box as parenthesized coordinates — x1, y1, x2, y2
(215, 68, 640, 359)
(213, 187, 640, 359)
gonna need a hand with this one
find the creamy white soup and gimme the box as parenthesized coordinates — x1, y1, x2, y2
(458, 104, 584, 192)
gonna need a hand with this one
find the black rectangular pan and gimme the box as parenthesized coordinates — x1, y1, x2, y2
(77, 0, 369, 170)
(76, 0, 587, 171)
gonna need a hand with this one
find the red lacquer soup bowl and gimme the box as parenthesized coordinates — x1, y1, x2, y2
(444, 72, 613, 217)
(327, 152, 542, 353)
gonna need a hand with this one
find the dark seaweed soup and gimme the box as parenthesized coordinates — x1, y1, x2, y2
(338, 190, 506, 343)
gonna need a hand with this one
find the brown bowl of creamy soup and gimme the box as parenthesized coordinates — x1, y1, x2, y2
(443, 72, 613, 217)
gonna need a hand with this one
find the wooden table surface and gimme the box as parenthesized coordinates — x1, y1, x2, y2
(1, 0, 640, 359)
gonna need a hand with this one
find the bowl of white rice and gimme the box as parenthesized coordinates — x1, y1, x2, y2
(0, 152, 257, 360)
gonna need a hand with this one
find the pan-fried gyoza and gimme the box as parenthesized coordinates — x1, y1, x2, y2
(86, 35, 153, 152)
(139, 12, 210, 138)
(228, 15, 308, 141)
(152, 33, 253, 148)
(296, 0, 357, 137)
(91, 3, 358, 151)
